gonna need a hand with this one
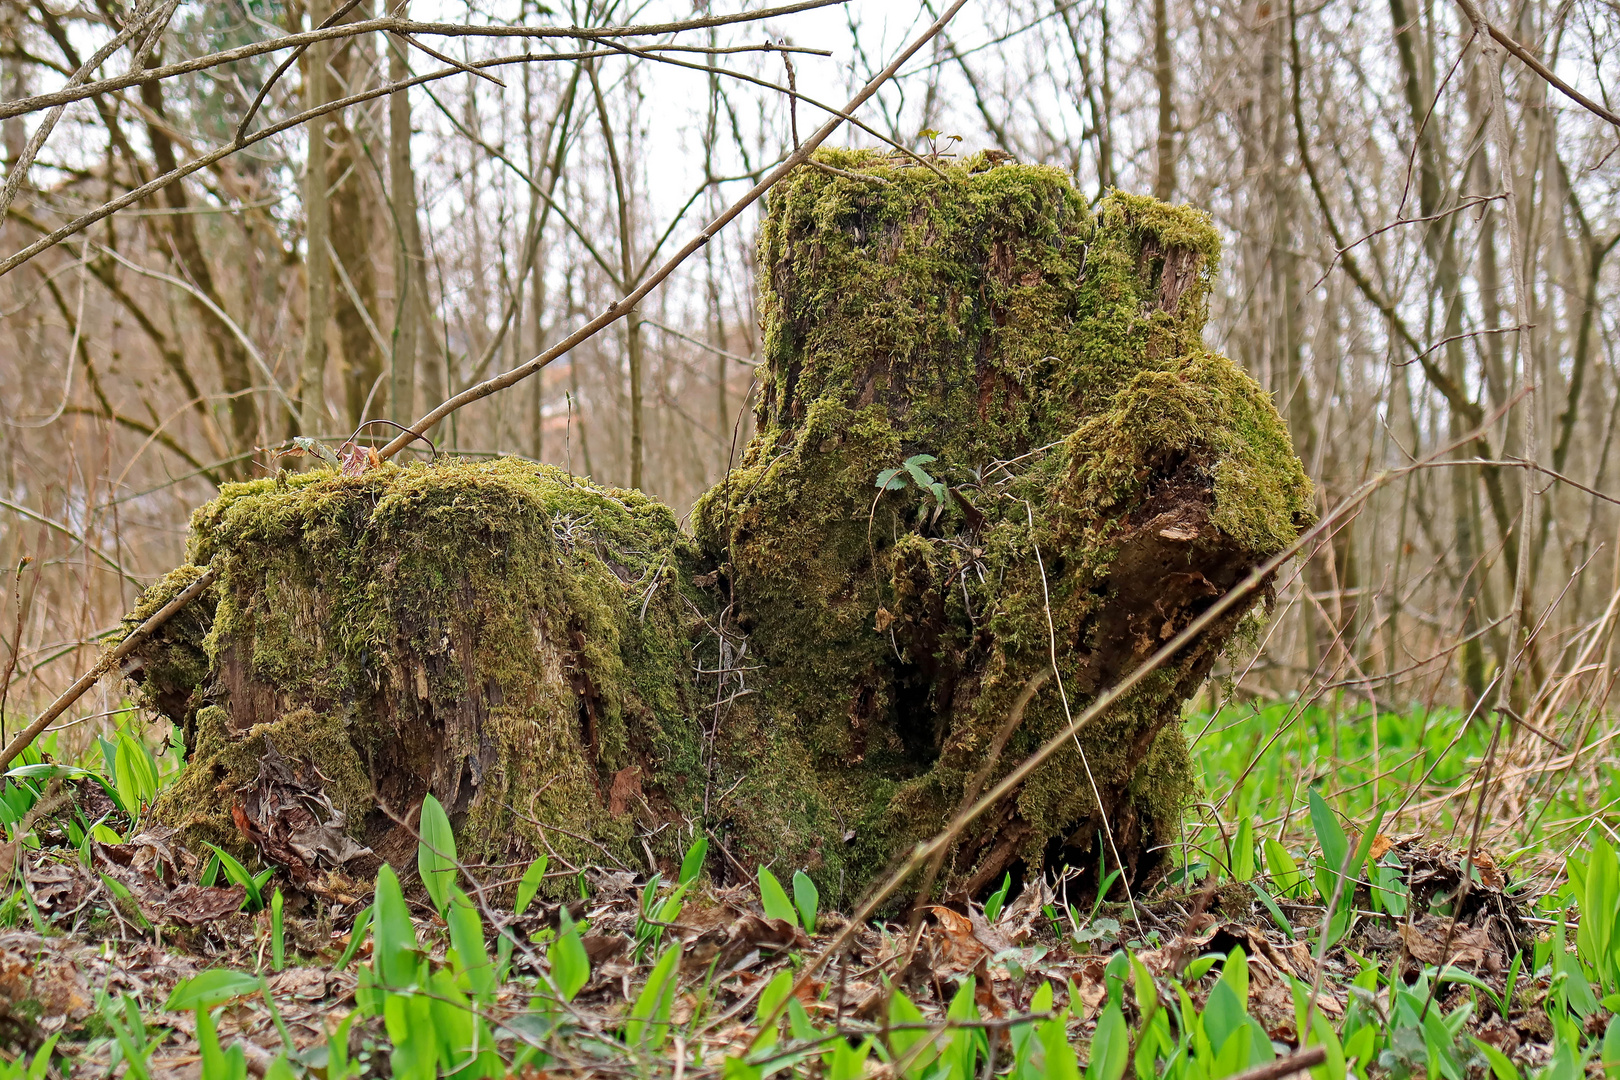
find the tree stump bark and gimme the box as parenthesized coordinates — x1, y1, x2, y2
(125, 466, 704, 877)
(121, 151, 1311, 906)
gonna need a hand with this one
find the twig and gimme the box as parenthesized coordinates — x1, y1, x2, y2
(92, 242, 295, 415)
(1480, 18, 1620, 128)
(0, 497, 142, 587)
(233, 0, 365, 141)
(0, 0, 172, 223)
(596, 37, 951, 179)
(397, 31, 506, 89)
(375, 0, 971, 461)
(1225, 1046, 1328, 1080)
(809, 159, 891, 184)
(0, 0, 850, 121)
(641, 319, 760, 366)
(1330, 193, 1507, 268)
(2, 49, 589, 277)
(0, 558, 37, 743)
(1399, 324, 1533, 369)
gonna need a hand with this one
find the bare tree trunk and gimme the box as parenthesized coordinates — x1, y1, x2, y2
(387, 10, 424, 427)
(1272, 35, 1324, 669)
(329, 0, 380, 432)
(1, 5, 24, 168)
(1153, 0, 1176, 202)
(626, 313, 645, 489)
(136, 61, 259, 472)
(589, 60, 643, 490)
(528, 268, 545, 460)
(1388, 0, 1510, 695)
(706, 27, 727, 474)
(298, 0, 332, 437)
(567, 274, 593, 479)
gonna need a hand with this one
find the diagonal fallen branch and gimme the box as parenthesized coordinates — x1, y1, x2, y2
(1227, 1046, 1329, 1080)
(375, 0, 973, 461)
(0, 566, 217, 773)
(761, 393, 1531, 1044)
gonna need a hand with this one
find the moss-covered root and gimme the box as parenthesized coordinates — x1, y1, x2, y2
(691, 150, 1312, 904)
(130, 459, 707, 880)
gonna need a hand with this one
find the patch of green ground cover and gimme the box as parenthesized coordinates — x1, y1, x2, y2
(1183, 699, 1620, 868)
(47, 812, 1620, 1080)
(11, 648, 1618, 1080)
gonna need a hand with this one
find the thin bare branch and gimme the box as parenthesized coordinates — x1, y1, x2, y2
(0, 0, 849, 121)
(375, 0, 973, 462)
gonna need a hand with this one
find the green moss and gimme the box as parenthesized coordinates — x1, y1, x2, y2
(117, 563, 215, 728)
(143, 458, 704, 875)
(1066, 351, 1314, 553)
(692, 151, 1312, 901)
(151, 705, 372, 858)
(1098, 191, 1223, 263)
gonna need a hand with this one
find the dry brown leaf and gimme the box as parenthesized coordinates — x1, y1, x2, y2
(1399, 917, 1498, 970)
(0, 939, 92, 1022)
(928, 905, 988, 973)
(693, 913, 810, 972)
(234, 737, 373, 883)
(268, 967, 328, 1000)
(966, 906, 1015, 954)
(583, 933, 629, 965)
(1074, 957, 1109, 1009)
(161, 884, 248, 926)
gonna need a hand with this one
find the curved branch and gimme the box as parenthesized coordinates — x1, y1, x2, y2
(376, 0, 972, 460)
(62, 405, 220, 482)
(0, 0, 847, 121)
(1480, 18, 1620, 129)
(0, 48, 602, 277)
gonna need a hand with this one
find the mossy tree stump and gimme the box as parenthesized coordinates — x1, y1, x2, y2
(122, 151, 1310, 906)
(125, 464, 705, 875)
(690, 150, 1311, 904)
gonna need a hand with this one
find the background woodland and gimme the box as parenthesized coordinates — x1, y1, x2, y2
(2, 0, 1618, 827)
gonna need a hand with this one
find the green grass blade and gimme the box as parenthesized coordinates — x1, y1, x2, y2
(416, 793, 456, 915)
(514, 855, 548, 916)
(757, 866, 797, 927)
(792, 870, 819, 934)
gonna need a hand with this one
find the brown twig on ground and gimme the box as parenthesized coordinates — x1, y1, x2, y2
(1226, 1046, 1329, 1080)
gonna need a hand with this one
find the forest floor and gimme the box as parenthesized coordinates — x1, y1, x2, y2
(0, 699, 1613, 1080)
